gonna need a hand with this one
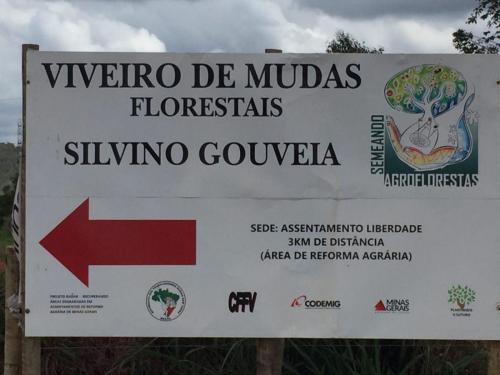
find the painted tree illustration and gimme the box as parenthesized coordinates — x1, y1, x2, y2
(448, 285, 476, 310)
(384, 65, 471, 170)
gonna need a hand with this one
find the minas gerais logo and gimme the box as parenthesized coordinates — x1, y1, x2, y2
(374, 298, 409, 313)
(370, 64, 478, 187)
(146, 281, 186, 321)
(448, 285, 475, 317)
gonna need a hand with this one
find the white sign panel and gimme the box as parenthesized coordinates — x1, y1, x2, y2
(26, 52, 500, 338)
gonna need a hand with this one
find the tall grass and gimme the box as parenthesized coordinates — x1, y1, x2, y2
(41, 338, 257, 374)
(284, 339, 487, 375)
(38, 338, 487, 374)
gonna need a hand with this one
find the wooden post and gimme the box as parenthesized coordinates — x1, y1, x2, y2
(21, 43, 41, 375)
(489, 341, 500, 375)
(490, 81, 500, 375)
(4, 245, 21, 375)
(255, 47, 285, 375)
(256, 338, 285, 375)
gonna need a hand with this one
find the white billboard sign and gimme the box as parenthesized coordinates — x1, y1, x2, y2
(26, 52, 500, 338)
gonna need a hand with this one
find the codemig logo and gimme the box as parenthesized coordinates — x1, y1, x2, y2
(228, 291, 257, 313)
(370, 64, 478, 187)
(291, 295, 341, 310)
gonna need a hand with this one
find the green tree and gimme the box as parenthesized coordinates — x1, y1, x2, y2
(326, 30, 383, 54)
(453, 0, 499, 54)
(448, 285, 476, 310)
(0, 177, 17, 228)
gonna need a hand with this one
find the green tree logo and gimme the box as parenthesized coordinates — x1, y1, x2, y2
(448, 285, 476, 310)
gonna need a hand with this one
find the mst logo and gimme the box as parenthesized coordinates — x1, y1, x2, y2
(146, 281, 186, 321)
(291, 295, 341, 309)
(448, 285, 475, 317)
(228, 292, 257, 313)
(370, 64, 478, 187)
(375, 299, 410, 313)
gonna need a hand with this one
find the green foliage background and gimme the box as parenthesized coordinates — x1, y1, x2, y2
(0, 143, 18, 191)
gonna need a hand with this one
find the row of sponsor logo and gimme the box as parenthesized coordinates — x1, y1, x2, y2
(146, 282, 485, 322)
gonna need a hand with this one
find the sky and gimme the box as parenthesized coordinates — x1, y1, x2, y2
(0, 0, 481, 143)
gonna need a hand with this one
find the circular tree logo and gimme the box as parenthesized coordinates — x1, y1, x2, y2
(146, 281, 186, 321)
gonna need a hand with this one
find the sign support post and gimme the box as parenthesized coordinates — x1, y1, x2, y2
(254, 48, 286, 375)
(488, 80, 500, 375)
(256, 338, 285, 375)
(21, 43, 40, 375)
(488, 341, 500, 375)
(4, 245, 21, 375)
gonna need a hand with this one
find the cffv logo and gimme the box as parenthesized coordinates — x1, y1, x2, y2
(228, 292, 257, 313)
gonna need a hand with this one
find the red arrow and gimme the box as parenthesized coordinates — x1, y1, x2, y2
(39, 199, 196, 287)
